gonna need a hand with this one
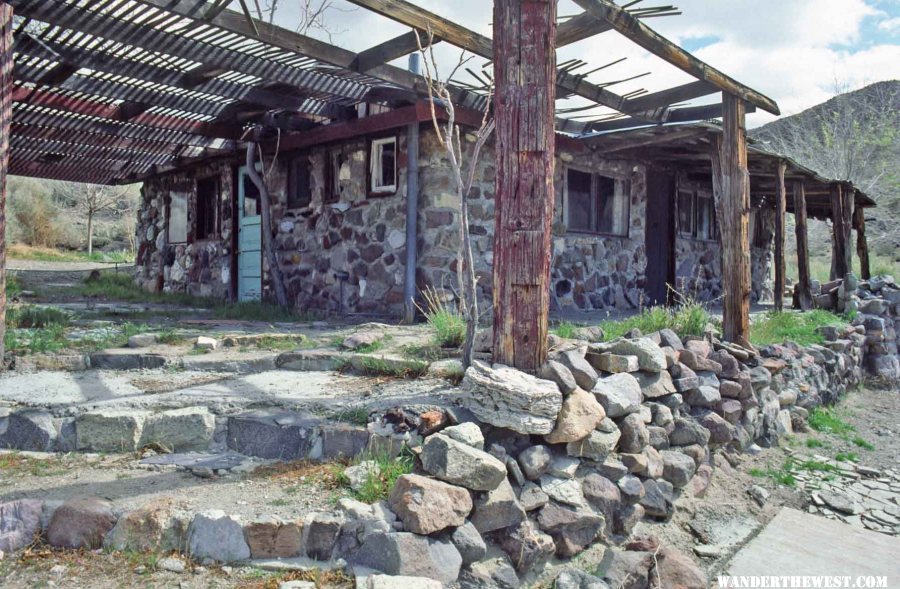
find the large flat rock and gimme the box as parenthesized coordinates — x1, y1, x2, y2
(726, 508, 900, 579)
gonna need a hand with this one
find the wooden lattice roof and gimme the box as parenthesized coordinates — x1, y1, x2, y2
(2, 0, 794, 186)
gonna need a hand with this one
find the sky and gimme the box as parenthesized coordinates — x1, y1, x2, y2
(263, 0, 900, 127)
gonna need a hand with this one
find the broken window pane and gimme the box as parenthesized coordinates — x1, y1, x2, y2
(242, 174, 260, 217)
(196, 176, 218, 240)
(678, 191, 694, 237)
(566, 168, 593, 233)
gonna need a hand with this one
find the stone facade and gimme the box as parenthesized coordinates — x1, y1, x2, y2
(133, 121, 775, 316)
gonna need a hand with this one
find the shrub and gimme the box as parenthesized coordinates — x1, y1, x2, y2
(417, 286, 465, 348)
(11, 187, 62, 248)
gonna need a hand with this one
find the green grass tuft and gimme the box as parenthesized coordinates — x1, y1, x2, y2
(807, 407, 855, 436)
(552, 321, 578, 339)
(834, 451, 859, 463)
(749, 310, 846, 347)
(599, 298, 713, 342)
(851, 436, 875, 451)
(417, 286, 465, 348)
(343, 451, 415, 504)
(805, 438, 828, 449)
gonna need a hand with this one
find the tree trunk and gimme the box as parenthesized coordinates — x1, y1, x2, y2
(492, 0, 557, 371)
(0, 2, 12, 367)
(245, 143, 289, 308)
(853, 205, 870, 280)
(793, 180, 813, 310)
(87, 210, 94, 256)
(710, 93, 752, 349)
(773, 160, 786, 311)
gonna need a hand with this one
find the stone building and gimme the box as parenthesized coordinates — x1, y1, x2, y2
(134, 114, 853, 318)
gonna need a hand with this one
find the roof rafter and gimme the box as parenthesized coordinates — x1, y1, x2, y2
(570, 0, 780, 115)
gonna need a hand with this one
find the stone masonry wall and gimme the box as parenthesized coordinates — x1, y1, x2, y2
(135, 162, 234, 299)
(134, 124, 777, 316)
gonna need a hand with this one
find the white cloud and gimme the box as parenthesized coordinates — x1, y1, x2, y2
(268, 0, 899, 127)
(878, 16, 900, 33)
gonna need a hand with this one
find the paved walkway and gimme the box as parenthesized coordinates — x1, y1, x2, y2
(725, 508, 900, 583)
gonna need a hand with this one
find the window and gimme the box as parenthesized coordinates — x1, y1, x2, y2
(565, 169, 629, 236)
(242, 173, 260, 217)
(196, 176, 219, 240)
(677, 191, 694, 238)
(288, 157, 311, 209)
(677, 190, 718, 241)
(695, 195, 716, 240)
(324, 150, 343, 204)
(167, 191, 188, 243)
(369, 136, 397, 195)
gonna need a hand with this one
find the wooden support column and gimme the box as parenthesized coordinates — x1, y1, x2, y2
(710, 93, 752, 348)
(0, 2, 12, 367)
(853, 205, 870, 280)
(492, 0, 557, 371)
(829, 183, 852, 280)
(774, 160, 787, 311)
(793, 180, 814, 310)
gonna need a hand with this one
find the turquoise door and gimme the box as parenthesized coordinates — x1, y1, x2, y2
(238, 165, 262, 301)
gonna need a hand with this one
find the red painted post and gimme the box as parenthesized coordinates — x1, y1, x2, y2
(492, 0, 557, 371)
(0, 2, 13, 366)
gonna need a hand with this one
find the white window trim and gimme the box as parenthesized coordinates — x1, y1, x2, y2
(370, 137, 397, 194)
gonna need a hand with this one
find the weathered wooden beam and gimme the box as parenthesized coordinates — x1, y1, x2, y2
(852, 204, 870, 281)
(12, 86, 241, 144)
(129, 0, 489, 110)
(829, 183, 852, 280)
(15, 33, 315, 112)
(793, 180, 813, 310)
(344, 0, 642, 118)
(10, 0, 370, 104)
(710, 93, 752, 348)
(353, 31, 438, 72)
(492, 0, 556, 371)
(557, 12, 610, 46)
(774, 159, 787, 311)
(583, 126, 706, 153)
(570, 0, 780, 115)
(588, 101, 756, 132)
(0, 1, 12, 365)
(623, 80, 719, 113)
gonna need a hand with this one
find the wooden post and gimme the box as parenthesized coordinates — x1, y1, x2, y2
(492, 0, 557, 371)
(773, 160, 787, 311)
(0, 2, 13, 367)
(853, 204, 870, 280)
(710, 93, 752, 348)
(793, 180, 814, 310)
(829, 183, 852, 280)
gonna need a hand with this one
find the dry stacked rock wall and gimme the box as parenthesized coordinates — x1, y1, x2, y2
(802, 273, 900, 380)
(2, 322, 894, 587)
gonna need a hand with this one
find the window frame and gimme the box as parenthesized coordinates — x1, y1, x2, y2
(564, 167, 630, 237)
(167, 190, 189, 244)
(677, 189, 718, 242)
(368, 135, 398, 196)
(287, 155, 312, 210)
(195, 175, 220, 241)
(323, 149, 343, 204)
